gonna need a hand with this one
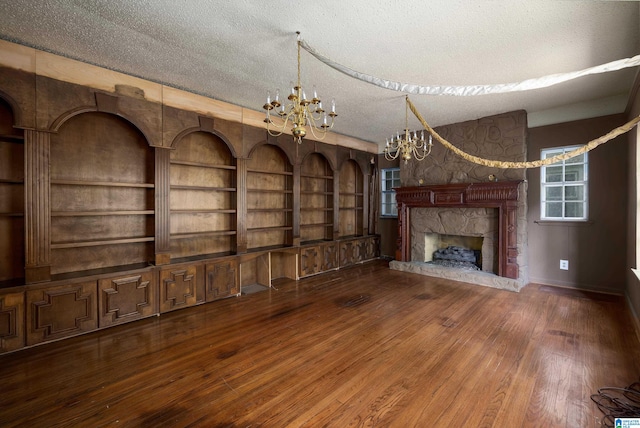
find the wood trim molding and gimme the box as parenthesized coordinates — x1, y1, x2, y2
(0, 40, 377, 153)
(395, 181, 522, 279)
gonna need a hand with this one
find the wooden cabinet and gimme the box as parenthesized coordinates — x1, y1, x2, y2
(299, 242, 338, 277)
(26, 281, 97, 346)
(339, 160, 364, 238)
(170, 131, 236, 258)
(300, 153, 334, 243)
(159, 264, 203, 313)
(339, 236, 379, 268)
(246, 145, 293, 250)
(0, 99, 24, 286)
(50, 112, 155, 275)
(98, 270, 156, 327)
(205, 259, 239, 302)
(0, 289, 24, 353)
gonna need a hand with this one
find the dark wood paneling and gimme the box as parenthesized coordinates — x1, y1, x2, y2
(159, 265, 199, 313)
(26, 281, 97, 345)
(0, 291, 24, 353)
(205, 259, 239, 302)
(98, 271, 156, 327)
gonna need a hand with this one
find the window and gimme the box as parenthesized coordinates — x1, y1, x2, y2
(540, 146, 588, 220)
(381, 167, 400, 217)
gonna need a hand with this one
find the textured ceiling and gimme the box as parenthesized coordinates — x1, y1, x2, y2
(0, 1, 639, 152)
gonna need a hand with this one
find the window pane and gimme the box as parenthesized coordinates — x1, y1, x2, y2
(384, 179, 393, 190)
(543, 150, 563, 160)
(565, 153, 584, 164)
(564, 164, 584, 182)
(545, 186, 562, 201)
(545, 166, 563, 183)
(564, 185, 584, 201)
(391, 204, 397, 216)
(383, 193, 394, 204)
(545, 202, 563, 218)
(565, 202, 584, 218)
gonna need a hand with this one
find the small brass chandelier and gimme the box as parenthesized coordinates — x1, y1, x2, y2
(384, 96, 433, 162)
(263, 32, 337, 144)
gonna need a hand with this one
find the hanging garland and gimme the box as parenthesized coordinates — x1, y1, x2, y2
(298, 36, 640, 168)
(405, 97, 640, 168)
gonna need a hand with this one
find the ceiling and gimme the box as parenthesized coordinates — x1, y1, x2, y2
(0, 1, 639, 152)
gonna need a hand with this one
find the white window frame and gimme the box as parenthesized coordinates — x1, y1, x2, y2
(381, 167, 400, 217)
(540, 145, 588, 221)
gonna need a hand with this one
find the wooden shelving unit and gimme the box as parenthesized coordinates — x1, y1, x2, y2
(49, 112, 155, 275)
(246, 145, 293, 250)
(170, 131, 237, 258)
(339, 159, 364, 238)
(300, 153, 334, 243)
(0, 102, 25, 285)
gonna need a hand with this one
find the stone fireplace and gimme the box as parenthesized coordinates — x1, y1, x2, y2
(388, 110, 529, 291)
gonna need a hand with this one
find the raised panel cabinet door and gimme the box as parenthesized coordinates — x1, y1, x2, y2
(205, 260, 238, 302)
(322, 243, 338, 271)
(0, 291, 25, 353)
(159, 264, 199, 313)
(98, 271, 156, 328)
(299, 245, 322, 277)
(339, 240, 357, 267)
(26, 281, 97, 346)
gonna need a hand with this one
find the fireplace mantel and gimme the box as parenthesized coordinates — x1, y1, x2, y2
(395, 180, 523, 279)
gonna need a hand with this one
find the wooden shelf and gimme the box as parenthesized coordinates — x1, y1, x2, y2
(247, 168, 293, 176)
(247, 226, 293, 233)
(170, 185, 236, 192)
(247, 208, 293, 213)
(51, 179, 154, 188)
(0, 212, 24, 217)
(300, 173, 333, 179)
(301, 223, 333, 228)
(0, 178, 23, 184)
(170, 160, 236, 170)
(0, 134, 24, 143)
(52, 210, 154, 217)
(301, 191, 332, 195)
(51, 236, 155, 249)
(171, 209, 236, 214)
(171, 231, 237, 239)
(247, 189, 293, 194)
(300, 207, 333, 212)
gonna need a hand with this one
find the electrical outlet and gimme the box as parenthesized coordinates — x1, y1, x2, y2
(560, 259, 569, 270)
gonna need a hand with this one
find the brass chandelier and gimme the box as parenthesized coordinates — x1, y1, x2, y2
(384, 96, 433, 162)
(263, 32, 337, 144)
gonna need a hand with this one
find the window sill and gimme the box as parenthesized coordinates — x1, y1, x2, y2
(534, 220, 593, 227)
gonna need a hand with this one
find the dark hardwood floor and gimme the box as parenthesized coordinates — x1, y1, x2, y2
(1, 260, 639, 427)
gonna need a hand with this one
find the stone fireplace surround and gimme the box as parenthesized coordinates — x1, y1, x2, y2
(390, 181, 525, 291)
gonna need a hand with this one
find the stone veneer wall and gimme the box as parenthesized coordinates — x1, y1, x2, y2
(395, 110, 529, 290)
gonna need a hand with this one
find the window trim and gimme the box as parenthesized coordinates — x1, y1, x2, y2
(540, 145, 589, 221)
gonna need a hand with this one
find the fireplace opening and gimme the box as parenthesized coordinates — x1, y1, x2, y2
(424, 233, 485, 272)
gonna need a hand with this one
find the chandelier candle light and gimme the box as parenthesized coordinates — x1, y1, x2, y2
(263, 32, 337, 144)
(384, 96, 433, 162)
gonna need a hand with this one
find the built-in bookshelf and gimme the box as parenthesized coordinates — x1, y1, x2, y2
(300, 153, 334, 243)
(0, 99, 24, 285)
(338, 159, 364, 237)
(49, 112, 155, 275)
(170, 131, 237, 258)
(246, 144, 293, 250)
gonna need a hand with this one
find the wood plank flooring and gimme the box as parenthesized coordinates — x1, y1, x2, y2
(1, 260, 639, 427)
